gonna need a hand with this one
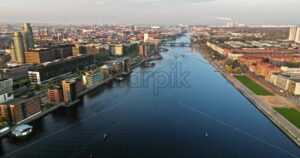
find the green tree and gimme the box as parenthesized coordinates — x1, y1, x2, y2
(34, 84, 42, 91)
(76, 69, 83, 77)
(234, 67, 243, 74)
(48, 81, 54, 89)
(0, 116, 5, 123)
(225, 65, 233, 73)
(288, 60, 298, 68)
(59, 75, 64, 81)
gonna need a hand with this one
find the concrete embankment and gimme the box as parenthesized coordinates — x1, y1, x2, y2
(131, 59, 145, 69)
(78, 76, 114, 98)
(208, 58, 300, 148)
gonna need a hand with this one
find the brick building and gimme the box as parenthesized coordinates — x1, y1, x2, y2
(249, 62, 281, 81)
(238, 56, 263, 67)
(0, 96, 41, 124)
(25, 48, 56, 64)
(51, 44, 74, 59)
(48, 86, 64, 103)
(62, 78, 82, 103)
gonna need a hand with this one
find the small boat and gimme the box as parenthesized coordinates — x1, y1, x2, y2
(103, 133, 108, 141)
(181, 54, 185, 57)
(174, 56, 178, 59)
(144, 62, 155, 68)
(116, 77, 124, 81)
(11, 125, 33, 137)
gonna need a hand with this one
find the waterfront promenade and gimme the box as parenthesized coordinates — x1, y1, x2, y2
(208, 56, 300, 147)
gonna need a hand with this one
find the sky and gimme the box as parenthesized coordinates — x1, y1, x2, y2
(0, 0, 299, 25)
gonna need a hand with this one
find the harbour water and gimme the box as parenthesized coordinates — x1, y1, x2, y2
(1, 34, 300, 158)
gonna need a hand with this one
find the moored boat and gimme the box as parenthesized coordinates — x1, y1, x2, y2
(11, 125, 33, 137)
(116, 77, 124, 81)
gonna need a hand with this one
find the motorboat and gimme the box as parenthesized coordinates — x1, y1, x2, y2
(11, 124, 33, 137)
(116, 77, 124, 81)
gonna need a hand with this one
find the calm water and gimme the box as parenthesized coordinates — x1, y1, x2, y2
(1, 34, 300, 158)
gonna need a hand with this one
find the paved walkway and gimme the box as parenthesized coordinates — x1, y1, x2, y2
(210, 59, 300, 147)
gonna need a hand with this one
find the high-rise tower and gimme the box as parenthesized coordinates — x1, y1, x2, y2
(22, 23, 34, 51)
(295, 27, 300, 43)
(44, 26, 49, 36)
(289, 26, 297, 41)
(13, 32, 25, 64)
(144, 33, 149, 42)
(10, 43, 16, 62)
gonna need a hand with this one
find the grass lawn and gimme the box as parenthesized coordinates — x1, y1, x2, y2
(234, 75, 273, 96)
(274, 108, 300, 129)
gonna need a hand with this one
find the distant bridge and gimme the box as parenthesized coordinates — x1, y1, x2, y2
(163, 42, 191, 47)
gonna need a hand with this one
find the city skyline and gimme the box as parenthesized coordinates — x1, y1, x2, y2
(0, 0, 299, 25)
(1, 1, 300, 156)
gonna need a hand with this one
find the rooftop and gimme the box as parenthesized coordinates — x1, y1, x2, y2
(13, 125, 32, 131)
(27, 48, 51, 52)
(28, 54, 93, 71)
(290, 79, 300, 82)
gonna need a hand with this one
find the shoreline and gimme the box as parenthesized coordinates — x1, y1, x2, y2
(0, 55, 150, 140)
(199, 51, 300, 148)
(0, 102, 63, 139)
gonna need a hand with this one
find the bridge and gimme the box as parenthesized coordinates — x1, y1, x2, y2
(163, 42, 191, 47)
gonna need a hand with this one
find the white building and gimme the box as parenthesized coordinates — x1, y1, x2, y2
(144, 33, 149, 42)
(28, 71, 41, 85)
(289, 26, 297, 41)
(82, 70, 105, 87)
(295, 27, 300, 43)
(110, 44, 124, 56)
(288, 79, 300, 95)
(281, 66, 300, 74)
(271, 72, 300, 96)
(227, 21, 235, 27)
(0, 78, 14, 103)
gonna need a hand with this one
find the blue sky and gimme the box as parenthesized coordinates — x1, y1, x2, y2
(0, 0, 299, 25)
